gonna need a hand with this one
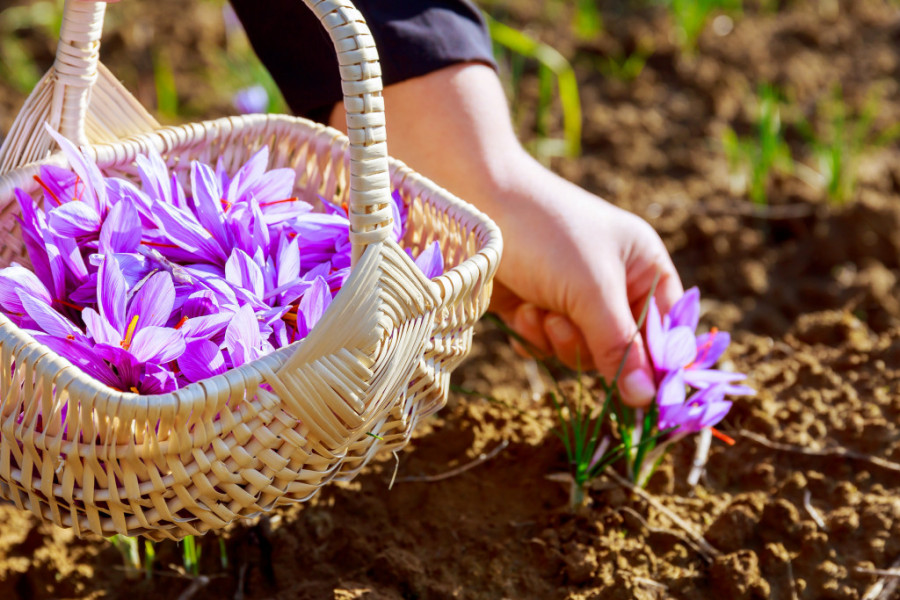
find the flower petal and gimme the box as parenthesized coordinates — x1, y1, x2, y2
(413, 241, 444, 279)
(82, 307, 123, 345)
(298, 276, 332, 338)
(225, 304, 261, 367)
(190, 161, 230, 248)
(656, 369, 686, 408)
(152, 201, 227, 264)
(276, 235, 301, 289)
(135, 147, 173, 205)
(668, 287, 700, 331)
(661, 326, 697, 371)
(18, 292, 82, 339)
(45, 124, 107, 211)
(692, 330, 731, 370)
(225, 248, 265, 299)
(179, 312, 233, 342)
(683, 368, 748, 390)
(130, 326, 185, 363)
(178, 339, 227, 383)
(139, 363, 179, 394)
(127, 271, 175, 330)
(47, 202, 102, 238)
(98, 255, 128, 333)
(645, 296, 664, 369)
(34, 334, 120, 387)
(99, 197, 141, 254)
(0, 265, 52, 313)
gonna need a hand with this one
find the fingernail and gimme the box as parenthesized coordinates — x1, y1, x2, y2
(620, 369, 656, 406)
(546, 314, 576, 343)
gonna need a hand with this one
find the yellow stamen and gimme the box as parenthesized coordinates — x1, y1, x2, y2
(129, 386, 140, 394)
(120, 315, 140, 350)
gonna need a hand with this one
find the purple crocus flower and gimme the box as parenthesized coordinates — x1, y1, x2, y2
(5, 139, 442, 395)
(233, 85, 269, 115)
(646, 287, 753, 397)
(407, 241, 444, 279)
(645, 287, 753, 435)
(656, 371, 732, 434)
(37, 256, 187, 394)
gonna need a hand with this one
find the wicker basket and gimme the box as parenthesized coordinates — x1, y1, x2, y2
(0, 0, 501, 540)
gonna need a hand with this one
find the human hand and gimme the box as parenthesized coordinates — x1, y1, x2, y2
(329, 63, 683, 406)
(486, 179, 682, 406)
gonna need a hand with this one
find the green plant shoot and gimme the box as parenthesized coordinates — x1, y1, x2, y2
(574, 0, 603, 40)
(662, 0, 741, 54)
(722, 84, 794, 205)
(796, 86, 900, 204)
(485, 13, 582, 160)
(182, 535, 201, 577)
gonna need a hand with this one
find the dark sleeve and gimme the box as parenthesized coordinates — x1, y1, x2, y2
(228, 0, 498, 123)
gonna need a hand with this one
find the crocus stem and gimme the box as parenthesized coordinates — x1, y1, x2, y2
(636, 433, 686, 488)
(687, 427, 713, 487)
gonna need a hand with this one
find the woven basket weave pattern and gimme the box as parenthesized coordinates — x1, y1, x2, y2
(0, 0, 501, 540)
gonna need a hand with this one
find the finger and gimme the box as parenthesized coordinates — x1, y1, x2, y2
(487, 280, 522, 324)
(543, 313, 594, 371)
(652, 254, 684, 316)
(617, 333, 657, 407)
(577, 273, 656, 407)
(511, 303, 553, 359)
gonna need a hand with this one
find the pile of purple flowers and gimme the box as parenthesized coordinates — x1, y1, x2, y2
(0, 130, 442, 394)
(645, 287, 753, 436)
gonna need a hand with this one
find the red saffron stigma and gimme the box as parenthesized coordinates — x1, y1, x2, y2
(33, 175, 62, 207)
(174, 316, 189, 330)
(74, 175, 85, 202)
(710, 427, 735, 446)
(341, 201, 349, 216)
(220, 198, 232, 211)
(140, 240, 180, 249)
(688, 327, 719, 369)
(54, 298, 85, 312)
(259, 197, 299, 208)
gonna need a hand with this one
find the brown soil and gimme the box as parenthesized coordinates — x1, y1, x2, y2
(1, 0, 900, 598)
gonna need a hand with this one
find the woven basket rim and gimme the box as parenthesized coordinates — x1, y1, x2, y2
(0, 112, 501, 413)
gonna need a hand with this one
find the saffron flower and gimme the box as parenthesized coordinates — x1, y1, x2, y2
(645, 287, 753, 433)
(233, 85, 269, 114)
(0, 137, 443, 394)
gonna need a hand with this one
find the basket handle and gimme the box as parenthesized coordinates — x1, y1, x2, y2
(57, 0, 393, 263)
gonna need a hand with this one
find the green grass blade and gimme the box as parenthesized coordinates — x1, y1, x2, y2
(485, 13, 582, 157)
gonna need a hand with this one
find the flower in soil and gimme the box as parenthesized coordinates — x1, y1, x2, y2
(655, 373, 732, 434)
(646, 286, 754, 411)
(615, 286, 755, 486)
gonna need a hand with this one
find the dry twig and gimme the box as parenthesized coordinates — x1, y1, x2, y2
(618, 506, 714, 562)
(856, 568, 900, 578)
(803, 489, 828, 531)
(739, 430, 900, 474)
(862, 555, 900, 600)
(395, 440, 510, 483)
(176, 576, 210, 600)
(603, 469, 721, 561)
